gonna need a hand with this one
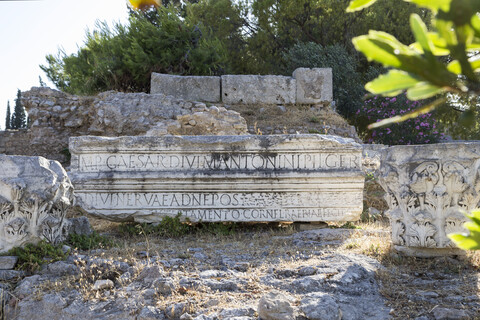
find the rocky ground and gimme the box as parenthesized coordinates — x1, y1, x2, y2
(1, 219, 479, 320)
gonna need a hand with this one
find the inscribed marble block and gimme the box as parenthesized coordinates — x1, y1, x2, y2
(69, 135, 364, 223)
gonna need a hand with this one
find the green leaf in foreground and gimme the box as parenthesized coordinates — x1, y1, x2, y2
(346, 0, 377, 12)
(448, 209, 480, 250)
(406, 0, 451, 12)
(365, 70, 420, 96)
(406, 82, 443, 100)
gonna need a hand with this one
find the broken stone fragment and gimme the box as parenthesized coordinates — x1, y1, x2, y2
(0, 155, 74, 253)
(257, 291, 295, 320)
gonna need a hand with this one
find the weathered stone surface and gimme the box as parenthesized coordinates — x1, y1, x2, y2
(18, 88, 225, 163)
(258, 291, 295, 320)
(42, 261, 79, 277)
(92, 279, 114, 291)
(377, 143, 479, 257)
(432, 307, 469, 320)
(68, 216, 93, 236)
(300, 293, 341, 320)
(69, 134, 364, 223)
(293, 68, 333, 104)
(0, 256, 18, 270)
(222, 75, 296, 104)
(151, 73, 221, 103)
(0, 155, 73, 252)
(5, 236, 398, 320)
(138, 306, 166, 320)
(147, 105, 248, 136)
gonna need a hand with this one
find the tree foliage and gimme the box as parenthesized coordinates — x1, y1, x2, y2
(349, 0, 480, 128)
(283, 42, 364, 117)
(5, 101, 11, 130)
(41, 6, 228, 95)
(41, 0, 427, 97)
(11, 89, 26, 129)
(249, 0, 429, 74)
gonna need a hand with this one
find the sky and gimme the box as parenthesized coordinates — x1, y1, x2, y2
(0, 0, 130, 129)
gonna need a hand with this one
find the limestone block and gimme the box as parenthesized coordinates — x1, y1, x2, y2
(146, 106, 247, 136)
(377, 143, 480, 257)
(151, 73, 221, 103)
(221, 75, 296, 104)
(0, 155, 74, 252)
(293, 68, 333, 104)
(172, 106, 248, 135)
(69, 134, 364, 223)
(258, 291, 295, 320)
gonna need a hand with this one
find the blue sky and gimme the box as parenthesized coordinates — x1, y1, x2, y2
(0, 0, 129, 128)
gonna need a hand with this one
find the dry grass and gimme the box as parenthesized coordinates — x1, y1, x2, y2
(336, 220, 480, 319)
(228, 103, 353, 136)
(23, 213, 480, 319)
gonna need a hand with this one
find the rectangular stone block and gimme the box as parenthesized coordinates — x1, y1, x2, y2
(150, 73, 221, 103)
(69, 135, 364, 223)
(221, 75, 296, 104)
(293, 68, 333, 104)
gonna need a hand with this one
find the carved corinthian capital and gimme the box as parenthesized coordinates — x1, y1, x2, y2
(0, 155, 74, 253)
(377, 143, 480, 257)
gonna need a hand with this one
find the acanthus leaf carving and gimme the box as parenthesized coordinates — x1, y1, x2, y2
(391, 221, 405, 245)
(408, 222, 437, 248)
(442, 161, 468, 207)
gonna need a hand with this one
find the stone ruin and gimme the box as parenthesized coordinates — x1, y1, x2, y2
(377, 143, 475, 257)
(0, 67, 475, 257)
(0, 155, 74, 252)
(151, 68, 333, 104)
(0, 68, 353, 165)
(69, 134, 364, 223)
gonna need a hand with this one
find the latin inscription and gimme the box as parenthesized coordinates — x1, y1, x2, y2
(181, 208, 347, 221)
(77, 191, 362, 209)
(78, 152, 360, 172)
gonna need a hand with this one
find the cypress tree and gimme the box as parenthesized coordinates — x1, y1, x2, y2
(11, 89, 26, 129)
(5, 101, 11, 130)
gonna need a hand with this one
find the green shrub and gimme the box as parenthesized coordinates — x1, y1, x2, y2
(283, 42, 364, 118)
(7, 241, 67, 273)
(67, 232, 116, 251)
(120, 213, 237, 237)
(196, 222, 237, 236)
(120, 213, 193, 238)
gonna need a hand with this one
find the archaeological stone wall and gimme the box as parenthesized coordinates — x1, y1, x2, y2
(151, 68, 333, 104)
(2, 87, 248, 164)
(0, 68, 345, 164)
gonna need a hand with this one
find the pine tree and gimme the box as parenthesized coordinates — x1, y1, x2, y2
(11, 89, 26, 129)
(5, 101, 11, 130)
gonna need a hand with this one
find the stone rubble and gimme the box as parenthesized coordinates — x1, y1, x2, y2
(1, 226, 477, 319)
(11, 87, 247, 163)
(2, 228, 396, 320)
